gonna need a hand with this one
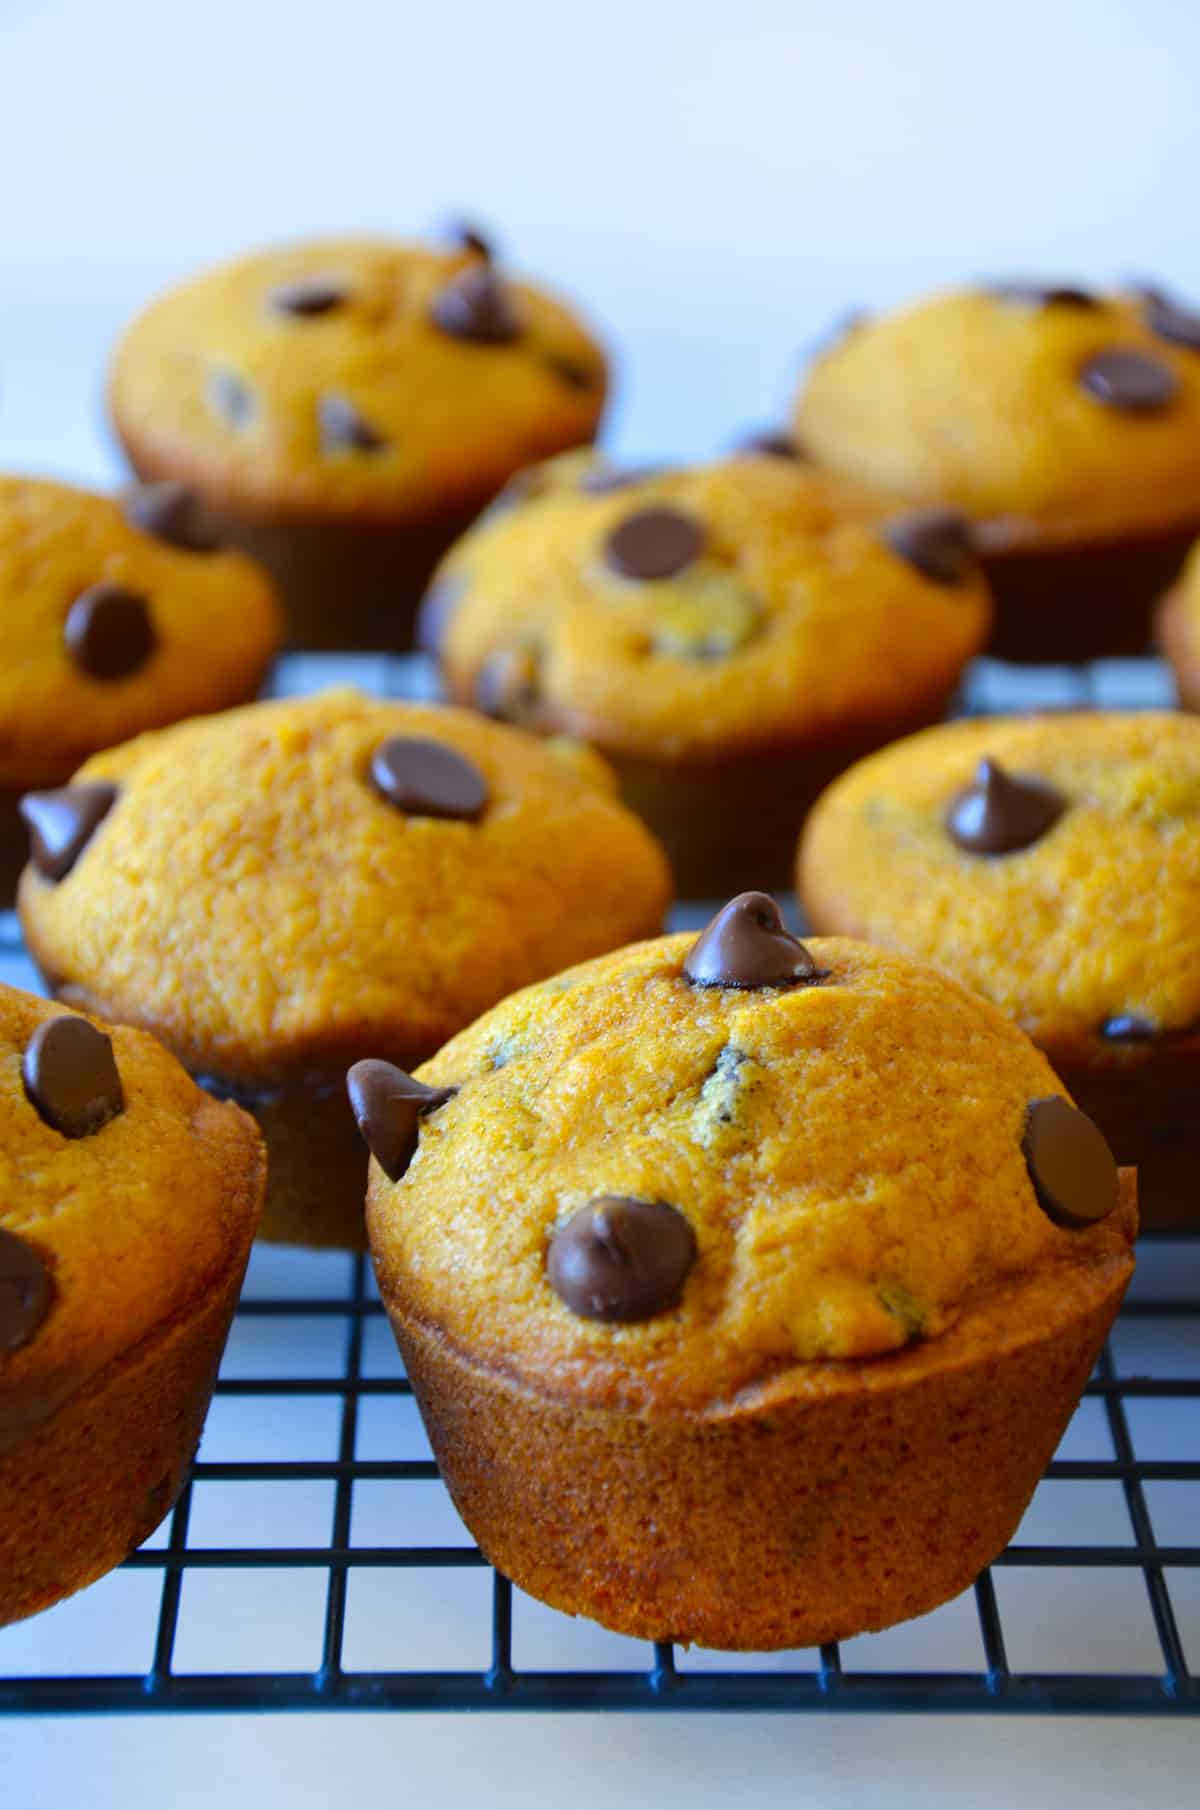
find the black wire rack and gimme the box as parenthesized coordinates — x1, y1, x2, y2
(1, 652, 1197, 1716)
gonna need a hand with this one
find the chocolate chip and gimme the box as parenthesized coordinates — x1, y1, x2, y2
(945, 758, 1066, 856)
(207, 367, 254, 427)
(431, 265, 521, 344)
(0, 1228, 53, 1353)
(23, 1014, 124, 1139)
(446, 220, 494, 262)
(415, 573, 466, 657)
(579, 464, 667, 495)
(605, 507, 705, 582)
(988, 281, 1099, 309)
(124, 480, 218, 553)
(1023, 1096, 1118, 1229)
(369, 736, 488, 820)
(475, 645, 540, 721)
(733, 429, 804, 459)
(1079, 348, 1178, 413)
(1141, 287, 1200, 352)
(547, 1196, 696, 1323)
(544, 350, 598, 390)
(268, 275, 348, 317)
(884, 509, 976, 585)
(684, 892, 819, 990)
(346, 1059, 456, 1182)
(20, 782, 118, 882)
(64, 582, 156, 680)
(1100, 1014, 1156, 1042)
(319, 393, 386, 453)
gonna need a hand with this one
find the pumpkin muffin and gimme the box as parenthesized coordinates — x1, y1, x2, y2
(0, 474, 280, 899)
(108, 232, 608, 649)
(795, 283, 1200, 660)
(358, 896, 1134, 1649)
(423, 451, 991, 894)
(799, 712, 1200, 1229)
(17, 690, 670, 1249)
(1158, 533, 1200, 708)
(0, 984, 264, 1626)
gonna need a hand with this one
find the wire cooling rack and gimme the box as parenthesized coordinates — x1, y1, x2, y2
(0, 653, 1196, 1716)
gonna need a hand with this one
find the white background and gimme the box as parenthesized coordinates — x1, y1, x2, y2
(2, 2, 1200, 1804)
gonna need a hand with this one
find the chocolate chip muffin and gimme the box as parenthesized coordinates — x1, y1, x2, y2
(0, 474, 280, 899)
(1157, 532, 1200, 708)
(795, 283, 1200, 660)
(108, 232, 608, 649)
(0, 985, 264, 1626)
(17, 689, 670, 1249)
(358, 895, 1134, 1649)
(799, 712, 1200, 1229)
(423, 451, 991, 894)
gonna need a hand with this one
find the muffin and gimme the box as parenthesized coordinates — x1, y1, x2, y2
(422, 451, 991, 894)
(17, 690, 671, 1249)
(359, 895, 1135, 1649)
(108, 232, 608, 650)
(0, 985, 264, 1626)
(795, 283, 1200, 660)
(799, 712, 1200, 1229)
(1158, 534, 1200, 708)
(0, 474, 280, 899)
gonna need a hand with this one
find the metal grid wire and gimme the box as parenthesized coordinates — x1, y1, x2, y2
(0, 653, 1196, 1716)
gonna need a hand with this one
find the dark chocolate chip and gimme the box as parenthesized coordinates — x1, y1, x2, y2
(685, 892, 819, 991)
(268, 275, 348, 317)
(369, 735, 488, 820)
(1141, 287, 1200, 352)
(446, 220, 494, 262)
(988, 281, 1099, 309)
(23, 1014, 124, 1139)
(1100, 1014, 1157, 1042)
(884, 509, 976, 585)
(945, 758, 1066, 856)
(543, 350, 598, 390)
(547, 1195, 696, 1323)
(733, 429, 804, 459)
(20, 782, 118, 882)
(579, 464, 667, 496)
(1023, 1096, 1118, 1229)
(1079, 348, 1178, 413)
(64, 582, 156, 680)
(319, 393, 386, 453)
(475, 645, 540, 721)
(415, 573, 466, 657)
(346, 1059, 456, 1183)
(0, 1227, 53, 1353)
(124, 480, 218, 553)
(605, 507, 705, 582)
(430, 265, 521, 344)
(207, 366, 254, 427)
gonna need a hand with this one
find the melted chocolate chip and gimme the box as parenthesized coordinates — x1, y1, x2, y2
(346, 1059, 456, 1182)
(988, 281, 1099, 309)
(0, 1227, 53, 1353)
(369, 736, 488, 820)
(64, 582, 156, 680)
(684, 892, 819, 990)
(475, 645, 540, 721)
(1141, 287, 1200, 352)
(579, 464, 668, 496)
(20, 782, 118, 881)
(207, 367, 254, 427)
(268, 276, 348, 317)
(945, 758, 1066, 856)
(547, 1196, 696, 1322)
(415, 572, 467, 657)
(543, 350, 598, 390)
(884, 509, 976, 585)
(1100, 1014, 1157, 1042)
(605, 507, 705, 581)
(23, 1014, 124, 1139)
(1023, 1096, 1118, 1229)
(124, 481, 218, 553)
(319, 393, 386, 453)
(733, 429, 804, 459)
(447, 220, 494, 262)
(431, 265, 521, 344)
(1079, 348, 1179, 413)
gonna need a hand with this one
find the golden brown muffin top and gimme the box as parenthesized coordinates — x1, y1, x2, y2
(795, 285, 1200, 545)
(426, 452, 991, 760)
(17, 690, 671, 1083)
(799, 712, 1200, 1054)
(0, 475, 281, 789)
(0, 984, 264, 1447)
(366, 920, 1125, 1412)
(108, 237, 607, 520)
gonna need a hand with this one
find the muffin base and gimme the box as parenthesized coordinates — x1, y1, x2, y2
(1053, 1039, 1200, 1234)
(978, 519, 1200, 664)
(1157, 583, 1198, 710)
(0, 1241, 252, 1627)
(379, 1177, 1134, 1650)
